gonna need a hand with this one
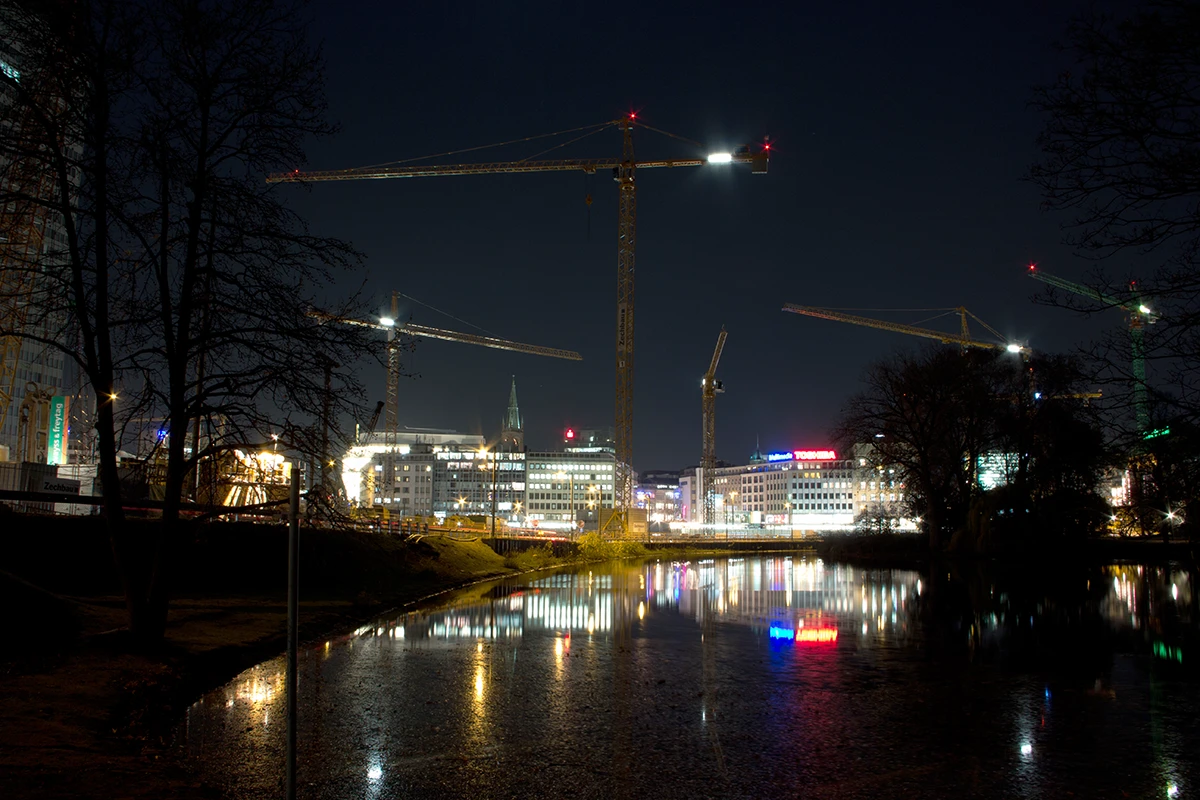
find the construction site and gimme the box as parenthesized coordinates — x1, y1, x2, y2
(0, 106, 1177, 543)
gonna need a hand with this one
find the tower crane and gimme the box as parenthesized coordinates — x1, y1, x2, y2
(270, 116, 768, 536)
(782, 304, 1026, 353)
(700, 327, 727, 527)
(312, 291, 581, 504)
(784, 302, 1101, 404)
(1027, 264, 1156, 435)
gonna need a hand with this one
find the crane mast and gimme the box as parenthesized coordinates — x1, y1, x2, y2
(612, 119, 637, 532)
(1027, 265, 1155, 434)
(271, 118, 767, 536)
(700, 327, 727, 527)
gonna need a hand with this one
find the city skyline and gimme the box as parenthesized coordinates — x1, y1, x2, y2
(292, 0, 1111, 472)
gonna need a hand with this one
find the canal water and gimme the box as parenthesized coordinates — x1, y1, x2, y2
(181, 556, 1198, 799)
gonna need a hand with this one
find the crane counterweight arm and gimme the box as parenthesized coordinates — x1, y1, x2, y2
(782, 304, 1013, 351)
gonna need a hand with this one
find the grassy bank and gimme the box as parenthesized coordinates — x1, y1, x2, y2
(0, 515, 516, 799)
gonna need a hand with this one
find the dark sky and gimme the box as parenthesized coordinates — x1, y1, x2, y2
(292, 0, 1110, 471)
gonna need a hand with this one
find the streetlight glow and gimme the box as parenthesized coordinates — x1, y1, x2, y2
(707, 152, 733, 164)
(1006, 343, 1022, 353)
(380, 317, 396, 327)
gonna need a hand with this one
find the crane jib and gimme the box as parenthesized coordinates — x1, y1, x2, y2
(266, 154, 765, 183)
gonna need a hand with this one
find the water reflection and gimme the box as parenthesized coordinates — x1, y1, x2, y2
(183, 556, 1199, 799)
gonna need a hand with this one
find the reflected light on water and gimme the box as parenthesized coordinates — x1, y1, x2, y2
(183, 556, 1200, 800)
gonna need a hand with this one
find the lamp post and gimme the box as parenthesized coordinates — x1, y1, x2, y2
(785, 501, 792, 540)
(479, 447, 499, 547)
(729, 490, 738, 531)
(588, 484, 602, 529)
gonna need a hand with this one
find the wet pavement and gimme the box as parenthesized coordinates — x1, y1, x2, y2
(181, 557, 1198, 798)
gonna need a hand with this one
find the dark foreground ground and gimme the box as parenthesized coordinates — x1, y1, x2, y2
(0, 515, 520, 799)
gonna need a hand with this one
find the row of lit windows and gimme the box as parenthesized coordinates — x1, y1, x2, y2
(528, 463, 613, 472)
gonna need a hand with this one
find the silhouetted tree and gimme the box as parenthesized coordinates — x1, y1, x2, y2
(1030, 0, 1200, 444)
(0, 0, 381, 641)
(837, 347, 1109, 550)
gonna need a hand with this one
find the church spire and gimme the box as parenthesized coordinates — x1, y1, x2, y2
(504, 376, 521, 431)
(500, 375, 524, 451)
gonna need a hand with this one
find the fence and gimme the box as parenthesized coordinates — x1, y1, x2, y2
(0, 461, 99, 515)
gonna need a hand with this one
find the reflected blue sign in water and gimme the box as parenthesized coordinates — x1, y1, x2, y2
(182, 557, 1197, 799)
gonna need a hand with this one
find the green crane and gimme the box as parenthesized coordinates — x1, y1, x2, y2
(1027, 264, 1157, 435)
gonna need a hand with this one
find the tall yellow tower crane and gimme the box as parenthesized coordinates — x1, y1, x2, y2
(311, 293, 581, 500)
(700, 327, 727, 526)
(782, 304, 1026, 353)
(270, 117, 768, 535)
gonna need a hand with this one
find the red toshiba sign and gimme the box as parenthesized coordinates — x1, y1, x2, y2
(793, 449, 837, 460)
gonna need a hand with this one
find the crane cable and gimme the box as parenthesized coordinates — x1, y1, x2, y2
(354, 120, 617, 170)
(393, 291, 499, 338)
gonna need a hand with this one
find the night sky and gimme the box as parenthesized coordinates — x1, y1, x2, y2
(291, 0, 1112, 471)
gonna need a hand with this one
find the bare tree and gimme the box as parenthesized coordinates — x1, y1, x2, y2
(836, 347, 1108, 550)
(1030, 0, 1200, 437)
(0, 0, 380, 641)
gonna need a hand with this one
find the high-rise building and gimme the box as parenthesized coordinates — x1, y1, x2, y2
(0, 26, 71, 463)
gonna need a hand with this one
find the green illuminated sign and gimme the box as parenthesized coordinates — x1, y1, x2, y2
(1144, 426, 1171, 440)
(1153, 641, 1183, 663)
(46, 395, 69, 465)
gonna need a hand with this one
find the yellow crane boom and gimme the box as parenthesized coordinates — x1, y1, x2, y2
(700, 327, 727, 526)
(782, 304, 1023, 352)
(272, 117, 768, 536)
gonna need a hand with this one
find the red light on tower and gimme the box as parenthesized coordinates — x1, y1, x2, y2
(565, 428, 576, 441)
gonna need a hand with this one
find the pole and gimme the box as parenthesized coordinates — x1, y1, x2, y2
(569, 472, 575, 540)
(490, 452, 498, 548)
(286, 467, 300, 800)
